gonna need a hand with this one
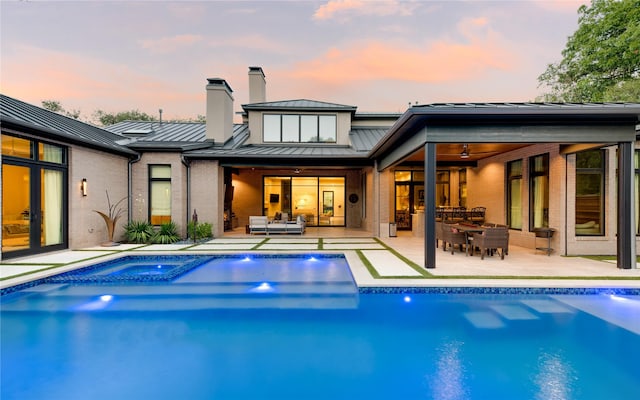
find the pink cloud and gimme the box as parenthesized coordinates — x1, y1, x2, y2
(314, 0, 418, 21)
(286, 35, 514, 87)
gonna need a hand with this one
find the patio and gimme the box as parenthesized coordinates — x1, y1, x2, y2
(1, 229, 638, 291)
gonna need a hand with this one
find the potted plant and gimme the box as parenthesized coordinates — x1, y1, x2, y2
(94, 191, 127, 246)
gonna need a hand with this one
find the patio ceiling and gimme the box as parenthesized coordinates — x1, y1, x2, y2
(406, 143, 531, 164)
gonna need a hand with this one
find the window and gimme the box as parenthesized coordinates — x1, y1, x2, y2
(263, 176, 345, 226)
(436, 170, 450, 207)
(575, 149, 604, 236)
(393, 170, 429, 230)
(149, 165, 171, 225)
(263, 114, 336, 143)
(529, 154, 549, 229)
(507, 159, 522, 230)
(2, 134, 66, 257)
(458, 168, 467, 208)
(635, 150, 639, 235)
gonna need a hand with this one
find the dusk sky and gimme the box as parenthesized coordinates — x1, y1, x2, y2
(1, 0, 589, 122)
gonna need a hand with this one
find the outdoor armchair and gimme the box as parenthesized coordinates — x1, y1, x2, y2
(473, 226, 509, 260)
(442, 224, 467, 255)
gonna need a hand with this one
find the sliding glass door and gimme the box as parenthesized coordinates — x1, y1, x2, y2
(263, 176, 345, 226)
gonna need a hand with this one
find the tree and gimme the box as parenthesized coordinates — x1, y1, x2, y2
(93, 109, 154, 126)
(537, 0, 640, 102)
(41, 100, 81, 119)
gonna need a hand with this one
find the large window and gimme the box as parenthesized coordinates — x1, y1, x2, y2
(529, 154, 549, 229)
(575, 149, 604, 236)
(263, 114, 337, 143)
(263, 176, 345, 226)
(149, 165, 171, 225)
(506, 159, 522, 230)
(2, 133, 66, 258)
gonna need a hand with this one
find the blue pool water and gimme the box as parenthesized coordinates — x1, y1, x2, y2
(1, 255, 639, 400)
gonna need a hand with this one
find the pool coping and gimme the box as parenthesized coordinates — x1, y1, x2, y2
(2, 250, 640, 297)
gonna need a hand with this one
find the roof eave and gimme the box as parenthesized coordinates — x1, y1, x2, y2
(1, 116, 138, 157)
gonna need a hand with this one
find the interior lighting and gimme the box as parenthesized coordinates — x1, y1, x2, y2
(81, 178, 88, 196)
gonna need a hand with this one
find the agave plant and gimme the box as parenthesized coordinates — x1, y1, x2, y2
(94, 191, 127, 246)
(124, 220, 154, 244)
(151, 221, 180, 244)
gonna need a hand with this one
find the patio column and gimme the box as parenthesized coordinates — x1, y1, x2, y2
(617, 141, 636, 269)
(424, 142, 436, 268)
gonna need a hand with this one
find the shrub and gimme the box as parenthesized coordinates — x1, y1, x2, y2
(124, 220, 154, 244)
(187, 221, 213, 240)
(151, 221, 180, 244)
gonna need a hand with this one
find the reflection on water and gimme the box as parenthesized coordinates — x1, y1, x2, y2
(534, 350, 576, 400)
(429, 340, 468, 400)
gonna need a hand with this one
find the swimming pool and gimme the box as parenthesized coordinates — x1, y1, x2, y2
(1, 255, 639, 399)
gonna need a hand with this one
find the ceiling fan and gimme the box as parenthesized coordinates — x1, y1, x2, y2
(459, 144, 471, 159)
(438, 144, 500, 159)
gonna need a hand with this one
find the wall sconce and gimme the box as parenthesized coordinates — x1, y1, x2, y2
(81, 178, 88, 196)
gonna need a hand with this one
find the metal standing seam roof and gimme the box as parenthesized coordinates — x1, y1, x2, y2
(349, 127, 389, 152)
(241, 99, 357, 112)
(0, 94, 136, 155)
(185, 144, 368, 159)
(106, 120, 250, 149)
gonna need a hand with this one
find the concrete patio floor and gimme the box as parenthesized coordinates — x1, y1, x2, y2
(1, 229, 639, 291)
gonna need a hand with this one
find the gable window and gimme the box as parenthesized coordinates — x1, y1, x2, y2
(575, 149, 604, 236)
(263, 114, 336, 143)
(529, 153, 549, 229)
(149, 165, 171, 225)
(506, 159, 522, 230)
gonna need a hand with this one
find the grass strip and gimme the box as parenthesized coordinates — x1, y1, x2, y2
(356, 250, 381, 278)
(372, 238, 433, 277)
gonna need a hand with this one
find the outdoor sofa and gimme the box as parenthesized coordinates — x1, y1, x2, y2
(249, 215, 306, 235)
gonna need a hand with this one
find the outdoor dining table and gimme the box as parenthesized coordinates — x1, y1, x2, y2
(448, 223, 485, 256)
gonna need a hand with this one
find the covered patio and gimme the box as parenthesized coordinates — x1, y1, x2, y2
(370, 103, 640, 269)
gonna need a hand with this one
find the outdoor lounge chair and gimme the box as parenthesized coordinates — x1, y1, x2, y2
(473, 226, 509, 259)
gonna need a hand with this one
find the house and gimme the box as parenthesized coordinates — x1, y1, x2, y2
(2, 67, 638, 268)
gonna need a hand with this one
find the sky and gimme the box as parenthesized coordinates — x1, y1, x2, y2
(1, 0, 590, 122)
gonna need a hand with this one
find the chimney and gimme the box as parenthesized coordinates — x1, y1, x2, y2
(248, 66, 266, 103)
(205, 78, 234, 143)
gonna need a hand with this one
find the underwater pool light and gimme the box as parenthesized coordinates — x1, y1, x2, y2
(250, 282, 275, 293)
(404, 296, 412, 303)
(308, 256, 318, 262)
(242, 256, 252, 262)
(100, 295, 114, 302)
